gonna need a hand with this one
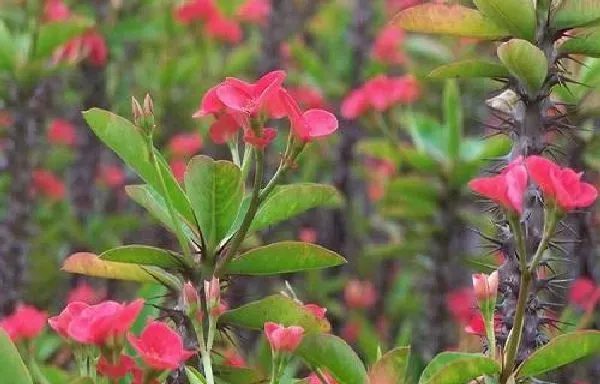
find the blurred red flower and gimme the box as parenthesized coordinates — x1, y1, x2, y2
(344, 280, 377, 309)
(372, 25, 406, 65)
(298, 227, 318, 243)
(287, 86, 329, 110)
(569, 277, 600, 311)
(48, 119, 77, 147)
(67, 282, 104, 305)
(43, 0, 71, 21)
(174, 0, 217, 24)
(170, 159, 187, 183)
(303, 304, 327, 320)
(223, 348, 246, 368)
(0, 304, 47, 342)
(206, 14, 243, 44)
(236, 0, 270, 26)
(128, 321, 196, 370)
(264, 322, 304, 352)
(97, 354, 136, 379)
(446, 287, 475, 324)
(168, 133, 203, 158)
(33, 170, 66, 201)
(98, 164, 126, 189)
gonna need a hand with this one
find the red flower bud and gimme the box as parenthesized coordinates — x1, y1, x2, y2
(263, 322, 304, 353)
(472, 271, 499, 302)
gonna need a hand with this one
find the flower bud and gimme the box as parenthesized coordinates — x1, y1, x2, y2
(472, 271, 498, 302)
(131, 96, 144, 125)
(204, 277, 220, 311)
(131, 94, 156, 136)
(183, 281, 199, 311)
(263, 322, 304, 353)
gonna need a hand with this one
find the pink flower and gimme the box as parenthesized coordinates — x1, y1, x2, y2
(43, 0, 71, 21)
(206, 14, 243, 44)
(33, 170, 66, 201)
(446, 288, 476, 324)
(372, 25, 406, 65)
(280, 89, 338, 140)
(263, 322, 304, 353)
(298, 227, 317, 243)
(308, 371, 338, 384)
(472, 271, 499, 301)
(526, 155, 598, 211)
(569, 278, 600, 311)
(170, 160, 187, 183)
(48, 302, 89, 339)
(287, 86, 328, 110)
(54, 30, 108, 67)
(168, 133, 203, 158)
(303, 304, 327, 320)
(464, 311, 485, 335)
(1, 304, 47, 342)
(48, 119, 77, 147)
(243, 127, 277, 148)
(174, 0, 217, 24)
(341, 321, 360, 343)
(469, 158, 528, 214)
(223, 349, 246, 368)
(236, 0, 270, 26)
(97, 354, 136, 379)
(67, 299, 144, 345)
(208, 114, 240, 144)
(128, 321, 196, 371)
(97, 165, 126, 189)
(344, 280, 377, 309)
(67, 282, 104, 305)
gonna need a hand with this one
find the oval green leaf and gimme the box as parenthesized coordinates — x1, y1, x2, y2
(296, 334, 368, 384)
(429, 60, 510, 79)
(219, 294, 330, 333)
(473, 0, 536, 40)
(250, 183, 343, 232)
(225, 242, 346, 275)
(100, 245, 185, 269)
(516, 330, 600, 378)
(559, 27, 600, 58)
(63, 252, 160, 284)
(419, 352, 500, 384)
(184, 156, 243, 255)
(83, 109, 194, 224)
(0, 330, 33, 384)
(552, 0, 600, 30)
(393, 4, 509, 39)
(497, 39, 548, 96)
(368, 347, 411, 384)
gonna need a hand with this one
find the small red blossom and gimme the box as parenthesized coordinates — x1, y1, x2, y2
(280, 89, 338, 140)
(264, 322, 304, 353)
(236, 0, 270, 26)
(446, 287, 476, 324)
(344, 280, 377, 309)
(168, 133, 203, 158)
(464, 311, 486, 335)
(243, 127, 277, 148)
(33, 170, 66, 201)
(1, 305, 47, 342)
(472, 271, 499, 301)
(211, 301, 228, 317)
(54, 30, 108, 67)
(48, 119, 77, 147)
(569, 278, 600, 311)
(97, 354, 136, 379)
(128, 321, 196, 371)
(307, 370, 338, 384)
(303, 304, 327, 320)
(67, 282, 104, 305)
(209, 114, 240, 144)
(341, 321, 360, 343)
(287, 86, 328, 110)
(469, 157, 528, 214)
(68, 299, 144, 346)
(97, 165, 126, 189)
(206, 14, 243, 44)
(298, 227, 318, 243)
(44, 0, 71, 21)
(372, 25, 406, 65)
(48, 302, 89, 339)
(526, 155, 598, 211)
(170, 159, 187, 183)
(223, 348, 246, 368)
(174, 0, 217, 24)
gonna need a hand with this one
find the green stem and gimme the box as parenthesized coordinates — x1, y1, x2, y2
(214, 149, 264, 277)
(229, 138, 241, 166)
(195, 319, 214, 384)
(240, 145, 254, 181)
(259, 143, 304, 202)
(528, 207, 559, 274)
(147, 137, 195, 269)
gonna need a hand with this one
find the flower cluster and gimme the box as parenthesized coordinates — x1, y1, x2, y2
(194, 70, 338, 147)
(0, 305, 47, 342)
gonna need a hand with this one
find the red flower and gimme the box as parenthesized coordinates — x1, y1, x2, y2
(340, 321, 360, 343)
(341, 75, 420, 119)
(263, 322, 304, 353)
(216, 71, 286, 117)
(223, 348, 246, 368)
(236, 0, 270, 26)
(206, 14, 243, 44)
(298, 227, 317, 243)
(344, 280, 377, 309)
(526, 155, 598, 211)
(280, 89, 338, 141)
(287, 86, 328, 110)
(209, 114, 241, 144)
(33, 170, 66, 201)
(243, 127, 277, 148)
(97, 354, 136, 379)
(372, 25, 406, 65)
(1, 304, 47, 342)
(170, 160, 187, 183)
(48, 302, 89, 339)
(48, 119, 77, 147)
(168, 133, 203, 158)
(308, 371, 338, 384)
(464, 312, 486, 335)
(472, 271, 499, 301)
(82, 31, 108, 67)
(128, 321, 196, 371)
(67, 282, 104, 305)
(174, 0, 216, 24)
(303, 304, 327, 320)
(44, 0, 71, 21)
(569, 278, 600, 311)
(469, 158, 528, 214)
(68, 299, 144, 345)
(98, 165, 126, 189)
(446, 287, 476, 324)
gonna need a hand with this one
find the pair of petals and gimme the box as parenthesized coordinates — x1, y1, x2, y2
(469, 158, 528, 214)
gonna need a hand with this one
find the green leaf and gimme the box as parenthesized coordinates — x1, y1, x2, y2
(213, 366, 265, 384)
(62, 252, 160, 284)
(559, 27, 600, 58)
(125, 184, 198, 240)
(429, 59, 510, 79)
(473, 0, 536, 40)
(552, 0, 600, 30)
(419, 352, 500, 384)
(368, 347, 411, 384)
(184, 156, 243, 255)
(0, 21, 16, 72)
(516, 330, 600, 378)
(83, 109, 194, 224)
(497, 39, 548, 95)
(250, 184, 344, 232)
(220, 294, 330, 333)
(34, 18, 93, 60)
(100, 245, 186, 269)
(443, 80, 463, 161)
(0, 329, 33, 384)
(225, 242, 346, 275)
(185, 367, 208, 384)
(393, 4, 509, 39)
(356, 139, 402, 167)
(296, 334, 368, 384)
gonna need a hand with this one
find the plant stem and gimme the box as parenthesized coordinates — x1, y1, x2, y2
(214, 149, 264, 277)
(229, 138, 241, 166)
(240, 145, 254, 180)
(195, 318, 214, 384)
(528, 207, 558, 274)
